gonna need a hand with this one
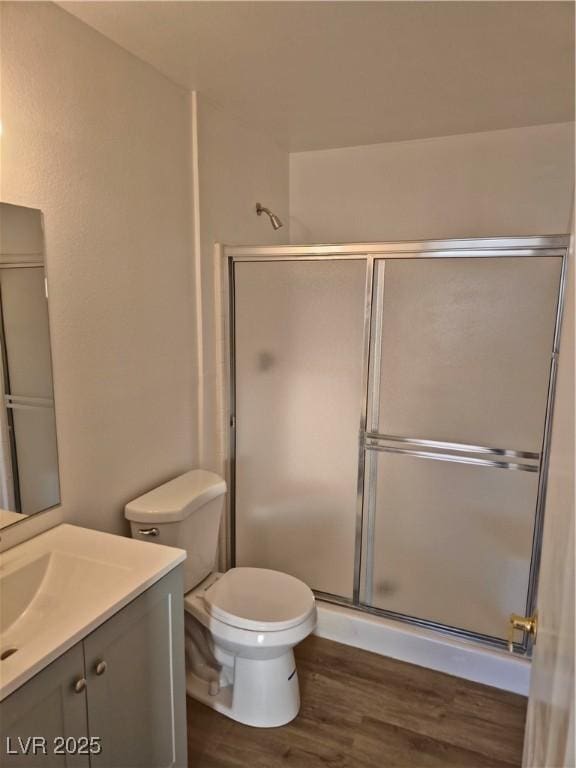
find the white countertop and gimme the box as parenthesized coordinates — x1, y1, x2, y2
(0, 509, 27, 529)
(0, 523, 186, 700)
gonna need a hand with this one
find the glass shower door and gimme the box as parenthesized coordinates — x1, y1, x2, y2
(361, 257, 563, 640)
(233, 259, 366, 599)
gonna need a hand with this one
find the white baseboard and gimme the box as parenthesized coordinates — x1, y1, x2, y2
(314, 601, 530, 696)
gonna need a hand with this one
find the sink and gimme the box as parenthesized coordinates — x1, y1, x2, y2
(0, 524, 185, 700)
(1, 551, 129, 652)
(1, 552, 52, 634)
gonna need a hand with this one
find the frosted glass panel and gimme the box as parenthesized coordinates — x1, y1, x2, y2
(234, 260, 365, 598)
(362, 450, 539, 638)
(369, 257, 562, 450)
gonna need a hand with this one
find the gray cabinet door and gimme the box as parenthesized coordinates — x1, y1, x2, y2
(0, 644, 89, 768)
(83, 567, 187, 768)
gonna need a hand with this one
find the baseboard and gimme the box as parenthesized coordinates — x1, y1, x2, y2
(314, 601, 530, 696)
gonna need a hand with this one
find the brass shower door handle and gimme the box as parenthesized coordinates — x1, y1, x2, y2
(508, 612, 537, 653)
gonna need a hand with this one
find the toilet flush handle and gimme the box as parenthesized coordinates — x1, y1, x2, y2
(138, 527, 159, 537)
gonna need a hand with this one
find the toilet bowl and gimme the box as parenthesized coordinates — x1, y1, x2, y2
(125, 470, 316, 728)
(184, 568, 316, 727)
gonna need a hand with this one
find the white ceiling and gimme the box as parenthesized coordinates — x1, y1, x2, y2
(59, 1, 574, 152)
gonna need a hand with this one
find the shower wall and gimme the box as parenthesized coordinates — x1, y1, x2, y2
(289, 123, 574, 244)
(229, 238, 567, 648)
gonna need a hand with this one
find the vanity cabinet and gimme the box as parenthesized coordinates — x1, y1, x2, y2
(1, 644, 89, 767)
(1, 567, 187, 768)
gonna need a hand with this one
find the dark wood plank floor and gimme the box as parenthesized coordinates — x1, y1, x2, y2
(187, 636, 527, 768)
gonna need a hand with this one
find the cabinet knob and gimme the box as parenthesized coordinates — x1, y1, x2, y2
(73, 677, 87, 693)
(95, 660, 107, 676)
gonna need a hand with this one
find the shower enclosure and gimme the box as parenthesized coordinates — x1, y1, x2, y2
(223, 236, 569, 653)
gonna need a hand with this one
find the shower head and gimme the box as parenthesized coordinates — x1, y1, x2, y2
(256, 202, 283, 231)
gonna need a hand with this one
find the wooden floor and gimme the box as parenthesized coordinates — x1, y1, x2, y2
(187, 636, 527, 768)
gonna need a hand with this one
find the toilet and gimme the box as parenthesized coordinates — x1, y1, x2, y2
(125, 469, 316, 728)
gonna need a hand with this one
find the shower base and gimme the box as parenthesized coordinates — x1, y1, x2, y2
(314, 600, 530, 695)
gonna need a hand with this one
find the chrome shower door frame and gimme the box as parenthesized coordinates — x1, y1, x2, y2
(222, 235, 569, 654)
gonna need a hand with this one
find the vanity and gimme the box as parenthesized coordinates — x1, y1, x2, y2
(0, 524, 188, 767)
(0, 202, 189, 766)
(0, 203, 187, 768)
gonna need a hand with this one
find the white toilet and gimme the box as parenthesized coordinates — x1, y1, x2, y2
(125, 469, 316, 728)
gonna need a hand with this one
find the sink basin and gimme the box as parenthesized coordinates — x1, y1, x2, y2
(1, 551, 129, 649)
(0, 524, 185, 700)
(1, 552, 52, 634)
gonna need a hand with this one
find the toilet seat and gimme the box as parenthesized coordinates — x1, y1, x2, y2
(203, 567, 315, 632)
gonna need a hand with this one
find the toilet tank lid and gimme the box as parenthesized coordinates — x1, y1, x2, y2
(124, 470, 226, 523)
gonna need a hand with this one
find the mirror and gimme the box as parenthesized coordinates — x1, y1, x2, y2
(0, 203, 60, 529)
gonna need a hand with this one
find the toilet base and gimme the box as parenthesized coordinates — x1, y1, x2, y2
(186, 649, 300, 728)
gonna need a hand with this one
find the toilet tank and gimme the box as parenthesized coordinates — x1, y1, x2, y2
(125, 470, 227, 592)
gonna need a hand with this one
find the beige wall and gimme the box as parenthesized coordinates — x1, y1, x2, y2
(289, 123, 574, 243)
(195, 95, 289, 472)
(0, 2, 196, 540)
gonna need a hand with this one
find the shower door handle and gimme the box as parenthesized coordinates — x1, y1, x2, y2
(507, 612, 537, 653)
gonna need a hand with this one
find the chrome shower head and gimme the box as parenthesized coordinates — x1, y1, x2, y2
(256, 202, 283, 231)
